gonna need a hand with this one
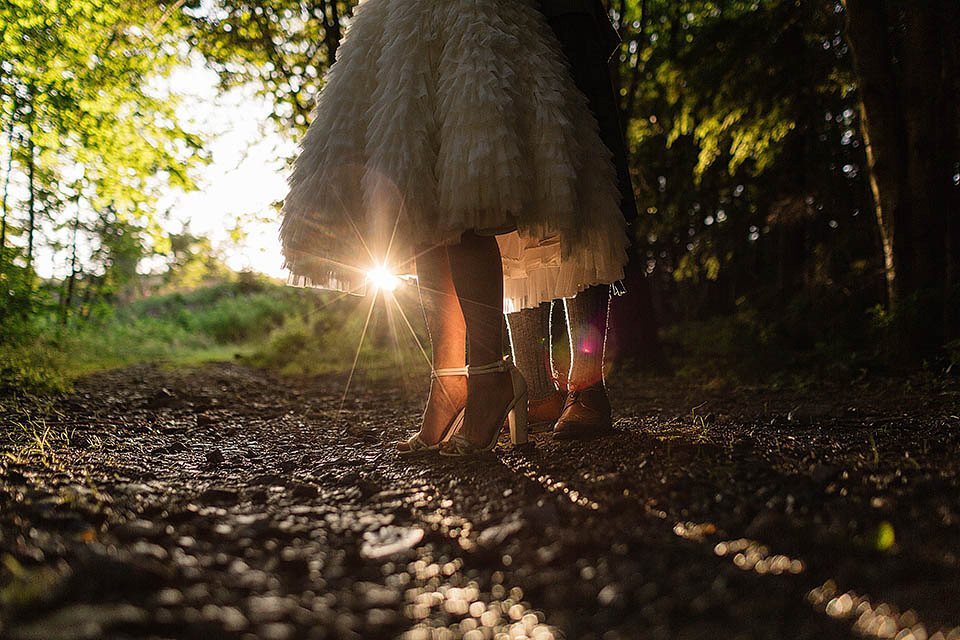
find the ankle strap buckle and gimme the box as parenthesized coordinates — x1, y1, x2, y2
(467, 355, 513, 376)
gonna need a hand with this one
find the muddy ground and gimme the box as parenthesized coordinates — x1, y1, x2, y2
(1, 362, 958, 640)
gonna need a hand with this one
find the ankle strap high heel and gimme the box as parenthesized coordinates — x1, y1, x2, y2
(397, 366, 468, 456)
(440, 356, 529, 456)
(431, 366, 469, 378)
(466, 358, 510, 376)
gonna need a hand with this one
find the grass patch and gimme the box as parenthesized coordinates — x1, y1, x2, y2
(658, 285, 925, 388)
(2, 417, 73, 465)
(1, 273, 433, 394)
(1, 275, 315, 394)
(245, 290, 432, 381)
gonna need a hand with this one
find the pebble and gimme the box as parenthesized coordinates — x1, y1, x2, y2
(113, 519, 163, 541)
(6, 603, 147, 640)
(199, 487, 239, 505)
(360, 526, 424, 560)
(477, 520, 525, 548)
(246, 595, 298, 623)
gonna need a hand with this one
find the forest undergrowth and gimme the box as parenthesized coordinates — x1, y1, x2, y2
(0, 273, 437, 396)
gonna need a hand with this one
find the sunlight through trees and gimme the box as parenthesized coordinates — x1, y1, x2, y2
(1, 0, 957, 392)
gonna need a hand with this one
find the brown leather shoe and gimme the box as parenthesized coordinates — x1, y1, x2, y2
(528, 390, 565, 432)
(503, 389, 565, 432)
(553, 384, 613, 440)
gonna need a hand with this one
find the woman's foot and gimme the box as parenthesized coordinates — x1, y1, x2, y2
(421, 373, 468, 444)
(398, 372, 467, 452)
(457, 369, 515, 447)
(440, 357, 529, 456)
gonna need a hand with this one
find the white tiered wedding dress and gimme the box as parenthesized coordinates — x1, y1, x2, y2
(280, 0, 629, 312)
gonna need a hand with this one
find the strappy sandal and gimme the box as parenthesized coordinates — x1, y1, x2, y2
(439, 356, 528, 457)
(397, 366, 468, 456)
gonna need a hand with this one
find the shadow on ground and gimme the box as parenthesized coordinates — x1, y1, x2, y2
(1, 362, 958, 639)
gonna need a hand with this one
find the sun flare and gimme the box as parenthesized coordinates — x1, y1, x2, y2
(367, 265, 401, 291)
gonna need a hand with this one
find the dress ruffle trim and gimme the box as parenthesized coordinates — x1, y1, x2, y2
(280, 0, 628, 310)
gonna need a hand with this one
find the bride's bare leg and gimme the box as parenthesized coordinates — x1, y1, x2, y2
(411, 244, 467, 445)
(446, 231, 515, 446)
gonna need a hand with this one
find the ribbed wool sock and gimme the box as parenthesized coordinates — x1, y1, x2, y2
(564, 285, 610, 390)
(506, 302, 557, 400)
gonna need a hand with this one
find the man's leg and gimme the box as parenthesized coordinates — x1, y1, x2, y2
(564, 285, 611, 390)
(555, 284, 613, 438)
(506, 303, 565, 430)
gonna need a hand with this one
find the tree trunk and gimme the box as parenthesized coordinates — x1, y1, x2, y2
(327, 1, 341, 61)
(0, 114, 13, 262)
(79, 272, 109, 320)
(61, 202, 81, 325)
(900, 2, 952, 348)
(841, 0, 908, 310)
(844, 0, 958, 354)
(944, 0, 960, 340)
(26, 104, 35, 271)
(317, 0, 342, 65)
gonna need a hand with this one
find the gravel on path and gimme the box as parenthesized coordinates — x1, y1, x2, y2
(1, 362, 958, 640)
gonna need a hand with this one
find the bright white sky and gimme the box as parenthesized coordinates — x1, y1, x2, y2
(157, 57, 296, 279)
(20, 56, 296, 281)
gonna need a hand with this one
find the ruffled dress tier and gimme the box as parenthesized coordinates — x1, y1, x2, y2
(280, 0, 629, 312)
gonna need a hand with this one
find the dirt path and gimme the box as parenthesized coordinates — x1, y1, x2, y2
(1, 362, 959, 639)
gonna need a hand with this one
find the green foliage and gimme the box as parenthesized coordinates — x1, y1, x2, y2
(0, 339, 71, 395)
(864, 288, 960, 366)
(661, 272, 960, 384)
(0, 253, 42, 342)
(0, 0, 206, 207)
(601, 0, 937, 371)
(183, 0, 358, 134)
(0, 0, 231, 396)
(246, 290, 429, 378)
(0, 272, 433, 394)
(249, 316, 311, 371)
(946, 339, 960, 372)
(0, 276, 312, 393)
(661, 279, 893, 386)
(163, 231, 231, 289)
(118, 278, 300, 345)
(621, 0, 870, 298)
(0, 0, 209, 325)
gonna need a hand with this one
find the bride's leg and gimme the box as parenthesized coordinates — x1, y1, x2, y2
(412, 244, 467, 445)
(446, 231, 516, 446)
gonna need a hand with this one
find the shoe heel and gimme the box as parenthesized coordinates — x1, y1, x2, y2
(508, 392, 529, 445)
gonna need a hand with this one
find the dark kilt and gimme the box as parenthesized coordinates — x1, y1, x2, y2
(539, 0, 639, 224)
